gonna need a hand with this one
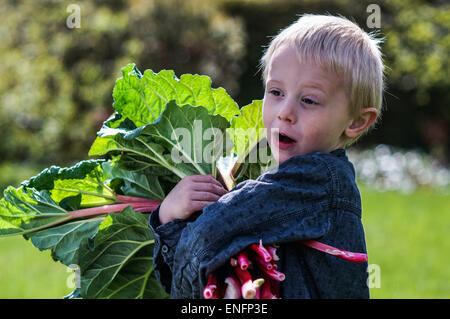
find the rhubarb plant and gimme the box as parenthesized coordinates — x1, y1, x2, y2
(0, 63, 272, 299)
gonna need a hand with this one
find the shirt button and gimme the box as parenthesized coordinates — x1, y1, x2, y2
(161, 245, 169, 254)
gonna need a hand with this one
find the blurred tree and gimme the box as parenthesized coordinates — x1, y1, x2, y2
(0, 0, 448, 183)
(0, 0, 245, 167)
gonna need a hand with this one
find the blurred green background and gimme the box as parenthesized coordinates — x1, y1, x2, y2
(0, 0, 449, 298)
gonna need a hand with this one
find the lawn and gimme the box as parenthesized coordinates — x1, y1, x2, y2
(360, 185, 449, 298)
(0, 185, 448, 298)
(0, 236, 72, 298)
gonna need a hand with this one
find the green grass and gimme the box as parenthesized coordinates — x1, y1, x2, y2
(0, 236, 72, 298)
(360, 185, 450, 298)
(0, 185, 448, 298)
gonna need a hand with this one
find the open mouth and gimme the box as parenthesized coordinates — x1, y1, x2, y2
(276, 131, 296, 150)
(278, 132, 296, 143)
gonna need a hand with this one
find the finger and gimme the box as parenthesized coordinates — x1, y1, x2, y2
(191, 182, 228, 196)
(207, 174, 226, 188)
(188, 175, 213, 182)
(190, 191, 222, 202)
(189, 174, 224, 188)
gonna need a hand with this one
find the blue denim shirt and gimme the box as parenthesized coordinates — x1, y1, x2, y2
(148, 149, 370, 299)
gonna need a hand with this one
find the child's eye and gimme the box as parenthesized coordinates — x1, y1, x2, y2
(268, 89, 282, 97)
(301, 97, 319, 105)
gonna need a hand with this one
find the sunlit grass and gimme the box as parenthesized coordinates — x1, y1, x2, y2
(360, 184, 450, 298)
(0, 236, 72, 299)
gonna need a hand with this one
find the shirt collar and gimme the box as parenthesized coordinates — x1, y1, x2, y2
(330, 148, 346, 159)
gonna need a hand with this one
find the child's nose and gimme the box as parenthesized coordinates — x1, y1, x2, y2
(277, 98, 297, 124)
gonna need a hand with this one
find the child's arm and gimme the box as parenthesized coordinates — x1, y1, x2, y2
(148, 174, 227, 294)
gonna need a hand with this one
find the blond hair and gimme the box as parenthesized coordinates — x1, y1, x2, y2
(260, 14, 385, 139)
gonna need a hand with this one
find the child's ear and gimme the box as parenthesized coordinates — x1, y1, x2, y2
(344, 107, 379, 139)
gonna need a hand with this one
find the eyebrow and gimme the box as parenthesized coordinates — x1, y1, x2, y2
(303, 83, 327, 94)
(266, 78, 328, 95)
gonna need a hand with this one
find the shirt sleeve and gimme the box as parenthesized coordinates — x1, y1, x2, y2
(148, 205, 190, 294)
(168, 153, 335, 298)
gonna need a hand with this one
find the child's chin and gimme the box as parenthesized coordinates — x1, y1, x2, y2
(270, 144, 306, 164)
(275, 150, 309, 164)
(275, 153, 293, 164)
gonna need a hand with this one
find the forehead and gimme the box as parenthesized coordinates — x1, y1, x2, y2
(266, 44, 344, 92)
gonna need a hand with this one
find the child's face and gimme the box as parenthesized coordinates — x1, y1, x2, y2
(263, 44, 354, 163)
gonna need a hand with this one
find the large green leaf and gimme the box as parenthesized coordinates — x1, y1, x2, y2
(0, 187, 71, 237)
(27, 217, 103, 266)
(19, 159, 115, 208)
(0, 171, 106, 265)
(90, 101, 230, 179)
(101, 161, 165, 200)
(112, 63, 240, 126)
(0, 159, 164, 267)
(78, 207, 168, 299)
(227, 100, 265, 162)
(21, 159, 106, 191)
(217, 100, 276, 186)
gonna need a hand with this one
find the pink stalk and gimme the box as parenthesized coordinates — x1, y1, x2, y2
(67, 202, 158, 219)
(250, 252, 274, 271)
(24, 195, 162, 235)
(233, 266, 252, 284)
(300, 240, 368, 263)
(270, 277, 280, 297)
(260, 281, 278, 299)
(250, 240, 272, 262)
(238, 250, 251, 270)
(223, 275, 241, 299)
(266, 245, 280, 261)
(260, 268, 285, 282)
(203, 273, 218, 299)
(233, 266, 264, 299)
(132, 206, 160, 213)
(115, 195, 162, 204)
(254, 286, 261, 299)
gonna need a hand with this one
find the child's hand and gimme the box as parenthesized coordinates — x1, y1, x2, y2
(159, 174, 228, 224)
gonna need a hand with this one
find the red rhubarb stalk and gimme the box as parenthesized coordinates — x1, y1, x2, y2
(238, 250, 250, 270)
(250, 240, 272, 262)
(116, 195, 162, 204)
(254, 286, 261, 299)
(261, 268, 285, 282)
(203, 273, 218, 299)
(266, 245, 280, 261)
(260, 281, 277, 299)
(233, 266, 264, 299)
(223, 275, 241, 299)
(67, 202, 160, 218)
(251, 252, 274, 271)
(132, 206, 160, 213)
(270, 277, 280, 297)
(300, 240, 368, 263)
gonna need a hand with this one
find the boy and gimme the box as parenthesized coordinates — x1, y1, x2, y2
(149, 14, 384, 298)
